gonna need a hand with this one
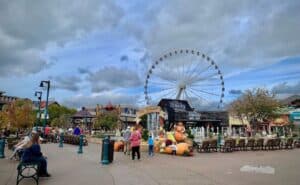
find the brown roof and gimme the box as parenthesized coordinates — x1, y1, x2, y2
(72, 107, 95, 118)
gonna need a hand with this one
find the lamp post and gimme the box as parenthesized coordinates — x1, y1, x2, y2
(40, 80, 50, 136)
(34, 91, 42, 130)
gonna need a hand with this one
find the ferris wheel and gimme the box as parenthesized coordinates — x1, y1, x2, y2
(144, 49, 225, 109)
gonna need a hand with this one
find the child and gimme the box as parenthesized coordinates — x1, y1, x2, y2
(170, 142, 177, 155)
(148, 135, 154, 156)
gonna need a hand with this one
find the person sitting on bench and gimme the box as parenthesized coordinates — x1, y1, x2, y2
(9, 131, 32, 160)
(21, 131, 51, 177)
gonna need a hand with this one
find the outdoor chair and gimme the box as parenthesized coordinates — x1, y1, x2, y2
(221, 139, 233, 152)
(284, 138, 294, 149)
(236, 139, 245, 151)
(230, 139, 236, 151)
(197, 140, 210, 153)
(209, 139, 218, 152)
(254, 138, 264, 150)
(264, 139, 273, 150)
(245, 138, 255, 151)
(16, 162, 40, 185)
(272, 138, 281, 150)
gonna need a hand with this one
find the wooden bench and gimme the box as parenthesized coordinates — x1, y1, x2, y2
(17, 162, 40, 185)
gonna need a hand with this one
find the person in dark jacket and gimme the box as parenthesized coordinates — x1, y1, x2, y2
(21, 131, 51, 177)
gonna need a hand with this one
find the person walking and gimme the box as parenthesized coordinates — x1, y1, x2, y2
(148, 135, 154, 156)
(130, 127, 141, 160)
(123, 126, 131, 155)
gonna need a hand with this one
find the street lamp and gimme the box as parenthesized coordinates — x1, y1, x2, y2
(34, 91, 42, 129)
(40, 80, 50, 136)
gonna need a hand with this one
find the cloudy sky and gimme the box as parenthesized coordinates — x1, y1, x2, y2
(0, 0, 300, 109)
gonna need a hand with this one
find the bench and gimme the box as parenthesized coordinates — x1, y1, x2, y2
(17, 162, 40, 185)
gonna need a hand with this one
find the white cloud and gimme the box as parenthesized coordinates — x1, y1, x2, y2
(0, 0, 123, 76)
(63, 91, 140, 108)
(87, 66, 142, 92)
(272, 81, 300, 95)
(122, 0, 300, 73)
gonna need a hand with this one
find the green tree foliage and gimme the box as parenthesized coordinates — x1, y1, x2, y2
(142, 129, 149, 141)
(139, 114, 147, 128)
(94, 112, 118, 130)
(229, 88, 280, 126)
(48, 104, 76, 127)
(51, 114, 71, 128)
(0, 99, 35, 129)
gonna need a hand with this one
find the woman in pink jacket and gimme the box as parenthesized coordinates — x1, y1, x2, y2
(130, 127, 141, 160)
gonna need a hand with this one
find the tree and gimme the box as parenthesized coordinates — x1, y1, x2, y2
(51, 114, 71, 128)
(139, 114, 147, 129)
(94, 112, 118, 130)
(0, 110, 9, 129)
(48, 104, 76, 127)
(1, 99, 35, 129)
(229, 88, 280, 128)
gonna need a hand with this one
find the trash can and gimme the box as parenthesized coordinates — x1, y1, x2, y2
(101, 138, 114, 163)
(108, 140, 115, 163)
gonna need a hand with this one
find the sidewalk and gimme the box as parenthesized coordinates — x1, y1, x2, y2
(1, 143, 300, 185)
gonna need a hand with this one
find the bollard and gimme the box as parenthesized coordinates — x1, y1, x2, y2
(101, 136, 109, 165)
(0, 138, 5, 158)
(59, 133, 64, 148)
(217, 132, 221, 148)
(54, 133, 58, 143)
(77, 135, 83, 154)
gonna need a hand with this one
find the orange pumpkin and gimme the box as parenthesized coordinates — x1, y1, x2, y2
(114, 141, 124, 151)
(164, 146, 173, 154)
(154, 140, 161, 152)
(176, 143, 189, 155)
(174, 132, 185, 142)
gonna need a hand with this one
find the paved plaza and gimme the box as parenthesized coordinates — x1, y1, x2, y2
(1, 143, 300, 185)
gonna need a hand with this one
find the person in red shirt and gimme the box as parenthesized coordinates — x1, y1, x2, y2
(44, 125, 51, 140)
(130, 127, 141, 160)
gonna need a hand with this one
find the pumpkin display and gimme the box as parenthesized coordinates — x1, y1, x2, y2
(114, 141, 124, 151)
(166, 132, 176, 142)
(176, 143, 189, 155)
(164, 146, 173, 154)
(154, 140, 161, 152)
(174, 122, 186, 142)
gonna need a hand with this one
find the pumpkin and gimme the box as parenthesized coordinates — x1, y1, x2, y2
(174, 132, 185, 142)
(154, 140, 161, 152)
(164, 146, 173, 154)
(176, 143, 189, 155)
(114, 141, 124, 151)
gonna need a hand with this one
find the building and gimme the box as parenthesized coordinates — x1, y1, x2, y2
(119, 105, 139, 128)
(0, 91, 18, 110)
(71, 107, 95, 131)
(95, 103, 139, 128)
(157, 99, 229, 130)
(281, 95, 300, 108)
